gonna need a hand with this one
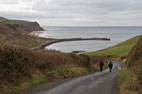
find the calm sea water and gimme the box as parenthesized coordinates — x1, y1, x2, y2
(39, 26, 142, 53)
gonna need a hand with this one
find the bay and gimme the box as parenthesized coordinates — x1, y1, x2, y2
(38, 26, 142, 53)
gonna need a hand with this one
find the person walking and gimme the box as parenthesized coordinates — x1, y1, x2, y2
(108, 61, 113, 72)
(99, 60, 104, 72)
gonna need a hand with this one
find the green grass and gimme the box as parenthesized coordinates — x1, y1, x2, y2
(117, 67, 142, 94)
(11, 77, 48, 93)
(4, 20, 29, 24)
(118, 59, 139, 93)
(118, 36, 142, 94)
(118, 68, 134, 88)
(85, 36, 141, 56)
(48, 67, 91, 78)
(0, 17, 8, 21)
(0, 16, 29, 24)
(48, 63, 109, 79)
(28, 77, 48, 86)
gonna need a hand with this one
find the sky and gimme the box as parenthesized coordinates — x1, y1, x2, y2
(0, 0, 142, 26)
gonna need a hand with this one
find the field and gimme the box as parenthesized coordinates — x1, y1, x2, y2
(85, 36, 141, 56)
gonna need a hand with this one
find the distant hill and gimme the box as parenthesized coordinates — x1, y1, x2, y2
(0, 16, 29, 24)
(0, 22, 47, 48)
(0, 16, 44, 32)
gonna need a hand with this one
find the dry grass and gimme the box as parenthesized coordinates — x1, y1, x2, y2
(118, 36, 142, 94)
(0, 44, 105, 94)
(0, 22, 47, 49)
(31, 50, 93, 75)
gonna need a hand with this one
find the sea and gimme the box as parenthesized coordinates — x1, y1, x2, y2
(38, 26, 142, 53)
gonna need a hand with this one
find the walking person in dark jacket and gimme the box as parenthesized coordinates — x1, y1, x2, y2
(99, 60, 104, 72)
(108, 61, 113, 72)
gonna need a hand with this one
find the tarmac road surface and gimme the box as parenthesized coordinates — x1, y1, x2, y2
(23, 61, 122, 94)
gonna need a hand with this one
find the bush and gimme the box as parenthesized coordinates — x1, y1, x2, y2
(0, 45, 99, 93)
(0, 45, 35, 85)
(31, 50, 93, 75)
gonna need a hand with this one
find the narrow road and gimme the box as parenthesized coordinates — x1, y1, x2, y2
(23, 61, 122, 94)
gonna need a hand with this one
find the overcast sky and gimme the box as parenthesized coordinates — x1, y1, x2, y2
(0, 0, 142, 26)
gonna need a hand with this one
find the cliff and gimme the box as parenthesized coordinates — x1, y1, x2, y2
(17, 22, 44, 32)
(0, 22, 47, 48)
(0, 16, 44, 32)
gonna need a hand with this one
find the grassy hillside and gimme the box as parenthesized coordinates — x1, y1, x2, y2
(0, 22, 47, 48)
(0, 17, 7, 21)
(0, 44, 105, 94)
(118, 36, 142, 94)
(0, 16, 29, 24)
(0, 17, 105, 94)
(85, 36, 141, 56)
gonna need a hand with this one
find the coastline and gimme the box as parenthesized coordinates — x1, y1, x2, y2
(30, 31, 44, 37)
(30, 37, 110, 50)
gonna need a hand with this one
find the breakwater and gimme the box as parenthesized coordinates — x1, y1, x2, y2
(30, 37, 110, 50)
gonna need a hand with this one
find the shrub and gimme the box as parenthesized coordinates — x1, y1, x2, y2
(31, 50, 93, 75)
(0, 45, 35, 85)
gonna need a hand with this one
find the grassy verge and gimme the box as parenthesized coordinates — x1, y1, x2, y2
(10, 77, 48, 93)
(118, 67, 134, 88)
(118, 67, 141, 94)
(85, 36, 141, 57)
(48, 65, 101, 79)
(48, 67, 89, 78)
(10, 63, 105, 94)
(118, 36, 142, 94)
(10, 64, 102, 94)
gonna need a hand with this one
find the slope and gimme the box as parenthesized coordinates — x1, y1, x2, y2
(118, 36, 142, 94)
(0, 16, 44, 32)
(85, 36, 141, 56)
(0, 22, 47, 48)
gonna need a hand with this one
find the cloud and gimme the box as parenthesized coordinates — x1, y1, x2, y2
(0, 0, 142, 26)
(0, 0, 18, 4)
